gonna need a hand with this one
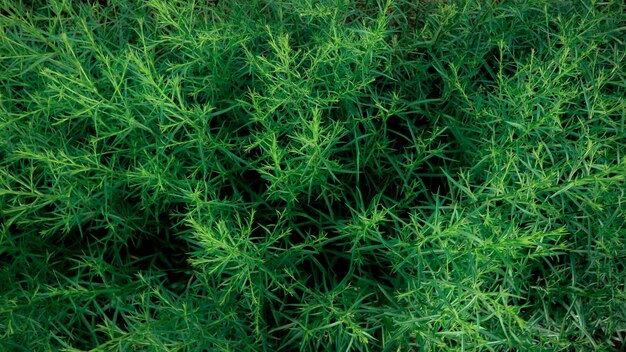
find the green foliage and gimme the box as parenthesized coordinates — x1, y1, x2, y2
(1, 0, 625, 350)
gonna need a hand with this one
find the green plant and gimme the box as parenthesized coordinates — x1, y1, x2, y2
(1, 0, 625, 351)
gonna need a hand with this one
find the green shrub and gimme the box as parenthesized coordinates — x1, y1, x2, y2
(1, 0, 625, 350)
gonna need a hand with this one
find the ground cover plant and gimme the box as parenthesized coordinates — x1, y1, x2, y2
(1, 0, 625, 350)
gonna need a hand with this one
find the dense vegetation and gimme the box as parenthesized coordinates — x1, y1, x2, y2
(1, 0, 625, 350)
